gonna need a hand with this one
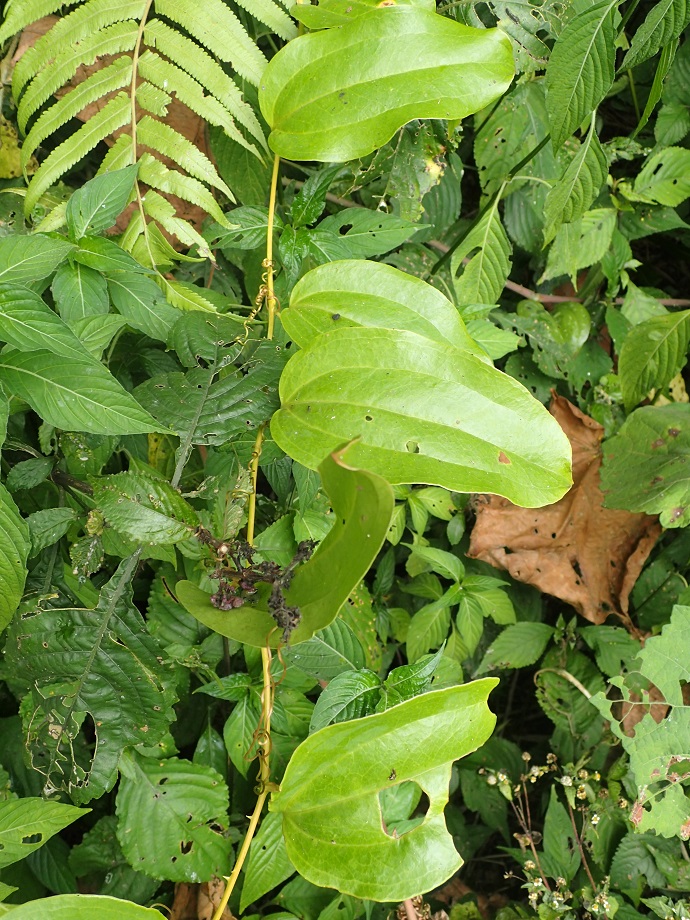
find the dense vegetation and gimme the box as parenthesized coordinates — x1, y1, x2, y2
(0, 0, 688, 918)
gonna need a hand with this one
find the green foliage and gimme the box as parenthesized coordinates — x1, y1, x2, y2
(0, 0, 689, 916)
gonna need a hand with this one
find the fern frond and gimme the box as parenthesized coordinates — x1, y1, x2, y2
(21, 57, 132, 170)
(97, 133, 135, 173)
(16, 21, 138, 132)
(137, 51, 259, 155)
(233, 0, 297, 41)
(153, 0, 267, 86)
(25, 92, 131, 212)
(135, 81, 171, 118)
(138, 154, 228, 227)
(137, 117, 232, 199)
(143, 18, 266, 147)
(13, 0, 145, 95)
(0, 0, 81, 44)
(143, 192, 213, 257)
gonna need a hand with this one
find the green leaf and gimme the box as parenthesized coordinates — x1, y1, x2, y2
(116, 753, 231, 883)
(0, 234, 73, 284)
(177, 444, 393, 648)
(5, 456, 53, 492)
(0, 284, 91, 361)
(293, 0, 436, 29)
(601, 404, 690, 527)
(52, 262, 109, 322)
(259, 8, 514, 161)
(541, 788, 581, 881)
(5, 560, 176, 802)
(271, 680, 497, 900)
(92, 471, 198, 544)
(291, 165, 343, 229)
(309, 669, 381, 733)
(241, 810, 295, 911)
(542, 208, 616, 284)
(2, 894, 166, 919)
(66, 166, 138, 241)
(284, 259, 482, 355)
(69, 315, 128, 359)
(624, 0, 690, 69)
(478, 622, 555, 672)
(272, 327, 572, 506)
(0, 483, 30, 632)
(0, 350, 161, 435)
(451, 205, 512, 306)
(0, 799, 87, 870)
(545, 0, 619, 149)
(27, 508, 77, 557)
(74, 237, 149, 275)
(633, 147, 690, 206)
(283, 619, 366, 680)
(378, 648, 444, 710)
(543, 119, 608, 245)
(618, 310, 690, 410)
(224, 692, 261, 778)
(315, 210, 418, 259)
(406, 598, 452, 663)
(107, 272, 186, 343)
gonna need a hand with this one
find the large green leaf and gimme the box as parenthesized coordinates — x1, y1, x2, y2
(116, 753, 231, 883)
(92, 471, 199, 544)
(176, 444, 394, 647)
(0, 483, 29, 632)
(0, 235, 74, 284)
(545, 0, 619, 149)
(52, 262, 109, 322)
(240, 811, 295, 911)
(259, 8, 514, 161)
(65, 166, 139, 241)
(0, 284, 91, 360)
(543, 119, 608, 244)
(284, 259, 483, 355)
(451, 205, 512, 306)
(5, 560, 176, 802)
(272, 327, 572, 506)
(601, 404, 690, 527)
(618, 310, 690, 410)
(633, 147, 690, 206)
(271, 680, 497, 900)
(0, 799, 87, 869)
(0, 350, 161, 435)
(107, 272, 180, 343)
(624, 0, 690, 69)
(3, 895, 162, 919)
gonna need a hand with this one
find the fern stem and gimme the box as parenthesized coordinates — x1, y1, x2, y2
(130, 0, 156, 267)
(265, 153, 281, 340)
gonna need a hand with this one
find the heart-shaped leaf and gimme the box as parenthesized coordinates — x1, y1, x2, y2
(259, 8, 514, 161)
(271, 679, 497, 900)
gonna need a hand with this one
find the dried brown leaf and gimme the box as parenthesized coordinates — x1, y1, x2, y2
(468, 394, 661, 626)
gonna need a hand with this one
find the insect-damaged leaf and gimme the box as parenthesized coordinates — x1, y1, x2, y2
(270, 680, 497, 900)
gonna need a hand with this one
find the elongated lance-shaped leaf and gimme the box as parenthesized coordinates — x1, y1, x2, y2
(543, 117, 608, 244)
(116, 753, 232, 882)
(451, 203, 512, 305)
(0, 483, 30, 632)
(136, 118, 232, 197)
(259, 7, 514, 161)
(0, 284, 92, 361)
(618, 310, 690, 410)
(0, 799, 88, 870)
(4, 895, 163, 920)
(271, 680, 498, 900)
(633, 147, 690, 206)
(154, 0, 268, 86)
(66, 166, 139, 241)
(0, 349, 162, 435)
(0, 0, 81, 44)
(546, 0, 619, 149)
(176, 442, 394, 648)
(0, 235, 74, 285)
(272, 327, 572, 506)
(284, 260, 485, 357)
(25, 92, 132, 214)
(623, 0, 690, 69)
(5, 558, 177, 803)
(52, 262, 109, 323)
(241, 810, 295, 911)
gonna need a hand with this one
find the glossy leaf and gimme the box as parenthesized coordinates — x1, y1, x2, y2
(309, 669, 381, 733)
(92, 471, 199, 544)
(293, 0, 436, 30)
(0, 350, 161, 435)
(545, 0, 619, 149)
(5, 560, 176, 802)
(618, 310, 690, 410)
(0, 235, 74, 284)
(177, 444, 393, 647)
(272, 327, 572, 506)
(284, 260, 483, 355)
(271, 680, 497, 900)
(0, 483, 30, 632)
(116, 753, 231, 882)
(259, 8, 514, 161)
(65, 166, 138, 241)
(601, 404, 690, 527)
(0, 799, 87, 870)
(4, 895, 163, 919)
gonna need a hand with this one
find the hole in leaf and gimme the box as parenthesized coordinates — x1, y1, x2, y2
(22, 834, 42, 845)
(379, 780, 430, 837)
(180, 840, 193, 854)
(405, 440, 420, 453)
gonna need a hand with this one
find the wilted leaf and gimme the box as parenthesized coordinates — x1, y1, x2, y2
(469, 395, 661, 624)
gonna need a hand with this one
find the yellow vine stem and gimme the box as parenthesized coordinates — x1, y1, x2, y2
(211, 149, 283, 920)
